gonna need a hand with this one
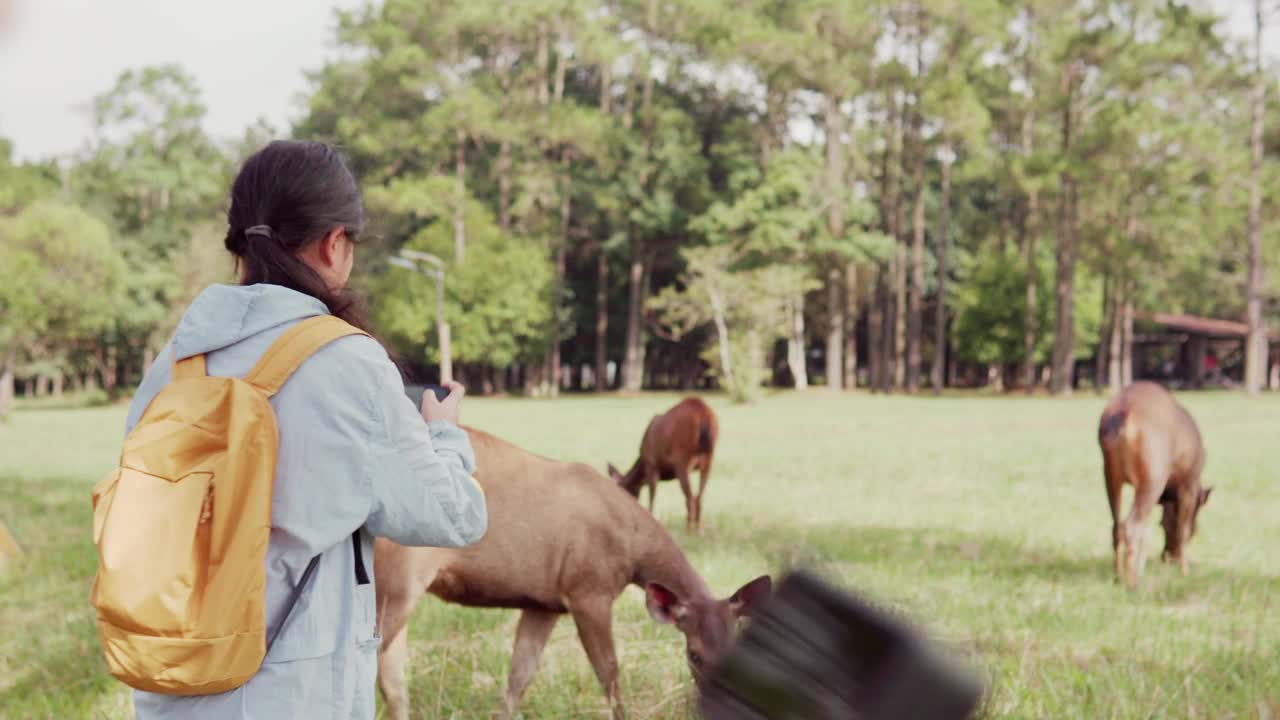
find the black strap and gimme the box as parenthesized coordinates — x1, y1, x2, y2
(264, 531, 368, 653)
(352, 529, 370, 585)
(265, 553, 321, 652)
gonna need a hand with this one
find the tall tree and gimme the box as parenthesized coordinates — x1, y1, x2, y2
(905, 5, 927, 393)
(0, 202, 124, 419)
(1049, 55, 1082, 395)
(1245, 0, 1267, 394)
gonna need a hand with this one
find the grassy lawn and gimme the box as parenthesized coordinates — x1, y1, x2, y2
(1, 391, 1277, 719)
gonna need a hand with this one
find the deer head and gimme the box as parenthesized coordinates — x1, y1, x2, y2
(606, 462, 643, 497)
(644, 575, 772, 686)
(1160, 486, 1214, 561)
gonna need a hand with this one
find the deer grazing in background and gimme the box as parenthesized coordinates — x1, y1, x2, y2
(375, 426, 770, 720)
(1098, 381, 1213, 590)
(608, 397, 719, 532)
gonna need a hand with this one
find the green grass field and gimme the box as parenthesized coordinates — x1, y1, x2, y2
(1, 391, 1277, 719)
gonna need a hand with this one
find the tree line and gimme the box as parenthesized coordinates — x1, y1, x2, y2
(1, 0, 1277, 417)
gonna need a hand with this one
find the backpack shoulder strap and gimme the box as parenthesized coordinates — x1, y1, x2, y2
(173, 353, 206, 381)
(245, 316, 369, 397)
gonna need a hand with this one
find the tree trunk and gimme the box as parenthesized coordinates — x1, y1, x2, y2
(709, 285, 734, 389)
(907, 175, 924, 393)
(53, 372, 64, 399)
(868, 267, 884, 393)
(932, 138, 953, 394)
(622, 3, 657, 394)
(497, 140, 512, 232)
(595, 243, 609, 391)
(550, 159, 571, 398)
(536, 23, 550, 107)
(1022, 100, 1040, 393)
(36, 374, 49, 398)
(906, 15, 926, 394)
(894, 233, 907, 389)
(1108, 280, 1123, 392)
(1096, 274, 1111, 393)
(845, 264, 860, 388)
(1245, 0, 1266, 394)
(620, 74, 634, 130)
(552, 21, 567, 105)
(104, 344, 120, 398)
(637, 0, 657, 150)
(0, 346, 14, 422)
(622, 251, 649, 391)
(1050, 63, 1078, 396)
(892, 101, 908, 391)
(495, 40, 513, 232)
(1121, 282, 1134, 386)
(825, 93, 845, 390)
(875, 86, 901, 393)
(599, 57, 613, 114)
(787, 294, 809, 390)
(454, 129, 467, 263)
(593, 57, 613, 392)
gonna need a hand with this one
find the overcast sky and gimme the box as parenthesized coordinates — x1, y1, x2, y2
(0, 0, 1269, 163)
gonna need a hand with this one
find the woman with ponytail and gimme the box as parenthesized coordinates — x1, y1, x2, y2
(124, 140, 488, 719)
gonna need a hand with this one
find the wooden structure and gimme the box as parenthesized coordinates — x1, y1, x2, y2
(1132, 312, 1278, 388)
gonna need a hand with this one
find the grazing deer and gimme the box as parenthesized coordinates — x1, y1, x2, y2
(608, 397, 719, 532)
(375, 427, 770, 720)
(1098, 381, 1212, 589)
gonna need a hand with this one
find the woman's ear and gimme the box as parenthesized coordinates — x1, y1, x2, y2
(317, 227, 346, 270)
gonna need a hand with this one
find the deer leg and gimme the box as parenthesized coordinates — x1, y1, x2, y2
(1175, 489, 1196, 576)
(377, 583, 426, 720)
(502, 610, 561, 719)
(375, 544, 439, 720)
(695, 458, 712, 530)
(677, 469, 695, 533)
(569, 598, 624, 720)
(378, 627, 411, 720)
(1159, 499, 1178, 563)
(1123, 452, 1167, 591)
(1103, 449, 1126, 583)
(645, 471, 658, 514)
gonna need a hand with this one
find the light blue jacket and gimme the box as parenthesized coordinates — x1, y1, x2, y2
(126, 284, 487, 719)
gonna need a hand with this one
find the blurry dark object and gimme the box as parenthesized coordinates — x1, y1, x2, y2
(403, 384, 451, 408)
(700, 570, 983, 720)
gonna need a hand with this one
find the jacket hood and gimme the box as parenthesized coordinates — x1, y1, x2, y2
(171, 284, 329, 361)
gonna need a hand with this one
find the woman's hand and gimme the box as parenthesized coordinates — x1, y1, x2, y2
(421, 381, 466, 425)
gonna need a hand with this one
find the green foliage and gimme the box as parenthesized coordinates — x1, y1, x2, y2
(5, 0, 1278, 398)
(0, 140, 58, 214)
(375, 201, 554, 368)
(953, 245, 1102, 367)
(952, 247, 1052, 366)
(0, 201, 124, 343)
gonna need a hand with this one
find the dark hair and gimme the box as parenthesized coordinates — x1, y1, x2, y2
(225, 140, 372, 332)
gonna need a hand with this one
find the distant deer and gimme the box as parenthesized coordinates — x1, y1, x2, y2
(1098, 381, 1213, 589)
(375, 427, 770, 720)
(608, 397, 719, 532)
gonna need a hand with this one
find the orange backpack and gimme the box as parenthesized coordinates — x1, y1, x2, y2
(90, 315, 366, 695)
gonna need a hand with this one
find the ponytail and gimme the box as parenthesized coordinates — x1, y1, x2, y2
(224, 140, 373, 333)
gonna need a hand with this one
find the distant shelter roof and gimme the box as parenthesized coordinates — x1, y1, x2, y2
(1138, 312, 1277, 341)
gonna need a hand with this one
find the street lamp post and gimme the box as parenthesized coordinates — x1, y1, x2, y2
(389, 249, 453, 384)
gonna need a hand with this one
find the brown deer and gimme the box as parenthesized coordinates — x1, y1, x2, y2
(374, 426, 770, 720)
(608, 397, 718, 532)
(1098, 381, 1213, 589)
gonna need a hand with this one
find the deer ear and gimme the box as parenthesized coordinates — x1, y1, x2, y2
(728, 575, 772, 619)
(645, 583, 688, 625)
(1200, 487, 1213, 507)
